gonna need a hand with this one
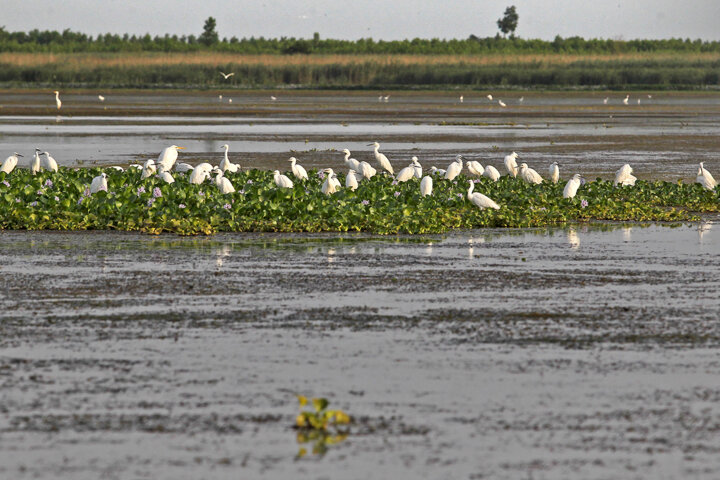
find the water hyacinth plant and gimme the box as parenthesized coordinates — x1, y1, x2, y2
(0, 166, 717, 235)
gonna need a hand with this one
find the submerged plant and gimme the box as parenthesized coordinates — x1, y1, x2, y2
(294, 395, 350, 458)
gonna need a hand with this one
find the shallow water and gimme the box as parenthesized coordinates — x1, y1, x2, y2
(1, 223, 720, 479)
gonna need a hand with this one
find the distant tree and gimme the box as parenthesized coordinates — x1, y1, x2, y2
(200, 17, 219, 46)
(497, 6, 519, 38)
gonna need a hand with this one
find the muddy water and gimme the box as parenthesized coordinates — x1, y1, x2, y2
(1, 223, 720, 479)
(1, 90, 719, 181)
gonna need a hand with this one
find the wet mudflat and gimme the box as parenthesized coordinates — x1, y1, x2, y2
(1, 223, 720, 479)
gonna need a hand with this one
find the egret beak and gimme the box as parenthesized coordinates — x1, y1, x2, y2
(176, 147, 186, 150)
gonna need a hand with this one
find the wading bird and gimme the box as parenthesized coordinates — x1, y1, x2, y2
(504, 152, 519, 177)
(156, 165, 175, 184)
(466, 160, 484, 177)
(141, 159, 156, 179)
(358, 161, 376, 180)
(270, 95, 277, 101)
(342, 149, 360, 172)
(623, 94, 630, 105)
(368, 142, 394, 175)
(175, 162, 194, 173)
(53, 91, 61, 109)
(430, 166, 446, 176)
(189, 163, 213, 184)
(396, 162, 416, 183)
(219, 144, 240, 173)
(519, 96, 524, 103)
(412, 156, 422, 178)
(459, 95, 464, 103)
(273, 169, 294, 189)
(31, 149, 42, 175)
(484, 165, 500, 182)
(40, 151, 58, 172)
(486, 94, 493, 101)
(213, 168, 236, 194)
(549, 162, 560, 184)
(322, 169, 340, 195)
(603, 97, 608, 104)
(696, 162, 717, 190)
(98, 95, 105, 102)
(288, 157, 308, 181)
(346, 170, 359, 191)
(563, 174, 582, 198)
(157, 145, 185, 172)
(420, 175, 433, 197)
(219, 71, 235, 79)
(445, 155, 463, 181)
(498, 99, 506, 107)
(90, 173, 107, 193)
(467, 180, 500, 210)
(1, 152, 22, 174)
(614, 164, 636, 186)
(519, 163, 543, 184)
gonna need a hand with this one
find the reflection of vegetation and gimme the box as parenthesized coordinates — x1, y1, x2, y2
(294, 395, 350, 458)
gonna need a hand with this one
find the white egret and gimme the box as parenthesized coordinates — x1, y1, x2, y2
(346, 170, 359, 191)
(270, 95, 277, 101)
(109, 166, 124, 172)
(228, 98, 233, 103)
(396, 162, 416, 183)
(383, 95, 390, 102)
(368, 142, 394, 175)
(213, 168, 236, 194)
(141, 159, 156, 179)
(459, 95, 464, 103)
(637, 98, 641, 104)
(219, 95, 223, 101)
(420, 175, 433, 197)
(504, 152, 519, 178)
(430, 166, 446, 176)
(40, 151, 58, 172)
(378, 95, 383, 102)
(98, 95, 105, 102)
(549, 162, 560, 184)
(1, 152, 23, 174)
(623, 94, 629, 105)
(190, 164, 213, 184)
(219, 144, 240, 173)
(273, 170, 294, 189)
(90, 173, 107, 194)
(563, 174, 582, 199)
(175, 162, 194, 173)
(157, 145, 185, 172)
(53, 91, 61, 110)
(498, 99, 507, 107)
(358, 161, 376, 180)
(519, 163, 543, 184)
(467, 180, 500, 210)
(466, 160, 484, 177)
(288, 157, 308, 181)
(129, 164, 143, 170)
(444, 155, 463, 181)
(518, 96, 524, 103)
(322, 169, 340, 195)
(342, 149, 361, 171)
(219, 71, 235, 79)
(483, 165, 501, 182)
(156, 165, 175, 184)
(603, 97, 609, 104)
(31, 149, 42, 175)
(412, 156, 422, 178)
(614, 164, 636, 186)
(696, 162, 717, 190)
(486, 94, 493, 100)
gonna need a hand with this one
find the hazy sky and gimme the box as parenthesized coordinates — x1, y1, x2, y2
(4, 0, 720, 41)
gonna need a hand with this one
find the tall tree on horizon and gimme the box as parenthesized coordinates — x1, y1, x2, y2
(200, 17, 219, 46)
(497, 6, 519, 38)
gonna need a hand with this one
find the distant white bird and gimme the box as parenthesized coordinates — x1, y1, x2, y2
(31, 149, 42, 175)
(396, 162, 416, 183)
(498, 99, 506, 107)
(219, 95, 223, 101)
(288, 157, 308, 180)
(603, 97, 609, 104)
(486, 94, 493, 101)
(157, 145, 185, 172)
(368, 142, 394, 175)
(190, 163, 213, 184)
(549, 162, 560, 184)
(647, 94, 652, 99)
(90, 173, 107, 194)
(346, 170, 359, 191)
(519, 163, 543, 184)
(219, 144, 240, 173)
(358, 161, 377, 180)
(383, 95, 390, 102)
(322, 169, 340, 195)
(623, 94, 630, 105)
(483, 165, 501, 182)
(1, 152, 23, 174)
(109, 166, 124, 172)
(696, 162, 717, 190)
(504, 152, 519, 178)
(98, 95, 105, 102)
(466, 160, 484, 177)
(467, 180, 500, 210)
(614, 164, 637, 186)
(430, 166, 446, 176)
(378, 95, 383, 102)
(40, 151, 58, 172)
(420, 175, 433, 197)
(411, 156, 422, 178)
(270, 95, 277, 101)
(518, 96, 524, 103)
(129, 164, 143, 170)
(214, 169, 236, 194)
(175, 162, 194, 173)
(563, 174, 582, 199)
(342, 149, 361, 172)
(459, 95, 464, 103)
(219, 71, 235, 79)
(141, 159, 156, 179)
(156, 165, 175, 184)
(53, 91, 61, 110)
(637, 98, 641, 104)
(273, 169, 294, 189)
(445, 155, 463, 181)
(228, 98, 232, 103)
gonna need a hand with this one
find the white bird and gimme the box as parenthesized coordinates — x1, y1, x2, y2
(190, 163, 213, 184)
(31, 149, 42, 175)
(288, 157, 308, 181)
(273, 170, 294, 189)
(486, 94, 493, 101)
(368, 142, 394, 175)
(549, 162, 560, 184)
(614, 164, 637, 186)
(383, 95, 390, 102)
(141, 159, 156, 179)
(109, 166, 124, 172)
(459, 95, 464, 103)
(358, 161, 377, 180)
(40, 151, 58, 172)
(504, 152, 519, 178)
(518, 96, 524, 103)
(342, 149, 361, 172)
(213, 169, 236, 194)
(696, 162, 717, 190)
(53, 90, 61, 110)
(128, 164, 143, 170)
(219, 71, 235, 79)
(411, 156, 422, 178)
(637, 98, 641, 104)
(623, 95, 630, 105)
(90, 173, 108, 194)
(519, 163, 543, 184)
(157, 145, 185, 172)
(483, 165, 501, 182)
(378, 95, 383, 102)
(498, 99, 507, 107)
(430, 166, 446, 176)
(396, 162, 416, 183)
(156, 165, 175, 184)
(219, 144, 240, 173)
(219, 95, 223, 101)
(270, 95, 277, 101)
(322, 169, 340, 195)
(563, 174, 582, 199)
(603, 97, 609, 104)
(1, 152, 23, 174)
(98, 95, 105, 102)
(466, 160, 484, 177)
(346, 170, 359, 191)
(228, 98, 232, 103)
(175, 162, 194, 173)
(420, 175, 433, 197)
(444, 155, 464, 181)
(467, 180, 500, 210)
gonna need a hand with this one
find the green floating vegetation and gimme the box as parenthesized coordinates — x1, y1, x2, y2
(0, 167, 717, 235)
